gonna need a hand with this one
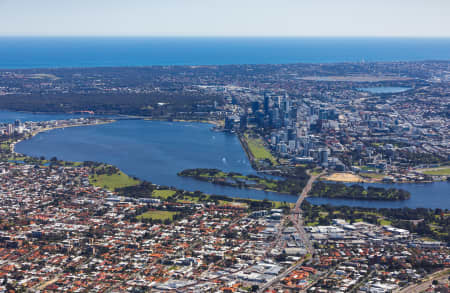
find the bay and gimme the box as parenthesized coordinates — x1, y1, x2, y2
(15, 119, 298, 202)
(0, 110, 92, 124)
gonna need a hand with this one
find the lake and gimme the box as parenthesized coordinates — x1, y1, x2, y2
(11, 115, 450, 209)
(359, 87, 412, 94)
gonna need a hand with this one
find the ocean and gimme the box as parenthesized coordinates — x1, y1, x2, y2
(0, 37, 449, 69)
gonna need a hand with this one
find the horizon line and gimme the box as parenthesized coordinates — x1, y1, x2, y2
(1, 35, 450, 39)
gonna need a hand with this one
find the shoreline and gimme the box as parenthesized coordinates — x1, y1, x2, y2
(237, 133, 257, 170)
(0, 109, 224, 127)
(142, 117, 223, 127)
(11, 120, 115, 156)
(4, 109, 445, 188)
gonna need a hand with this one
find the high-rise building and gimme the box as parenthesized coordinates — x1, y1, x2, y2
(319, 148, 329, 167)
(7, 124, 14, 135)
(240, 114, 247, 130)
(251, 101, 260, 113)
(264, 94, 270, 115)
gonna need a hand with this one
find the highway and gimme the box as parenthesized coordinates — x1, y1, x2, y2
(258, 171, 324, 292)
(291, 172, 324, 255)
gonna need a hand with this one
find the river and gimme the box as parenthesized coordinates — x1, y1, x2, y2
(3, 111, 449, 209)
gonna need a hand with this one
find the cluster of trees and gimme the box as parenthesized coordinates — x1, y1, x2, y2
(116, 181, 157, 198)
(398, 150, 448, 166)
(310, 181, 411, 200)
(92, 165, 120, 176)
(382, 208, 450, 243)
(179, 166, 310, 195)
(0, 92, 222, 117)
(302, 202, 449, 243)
(178, 168, 223, 177)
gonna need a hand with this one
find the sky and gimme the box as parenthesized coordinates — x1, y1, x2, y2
(0, 0, 449, 37)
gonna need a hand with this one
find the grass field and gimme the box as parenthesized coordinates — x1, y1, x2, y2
(90, 171, 140, 190)
(310, 168, 323, 176)
(378, 219, 392, 226)
(152, 189, 176, 199)
(420, 166, 450, 176)
(218, 200, 248, 208)
(136, 210, 177, 221)
(0, 141, 10, 151)
(244, 134, 278, 165)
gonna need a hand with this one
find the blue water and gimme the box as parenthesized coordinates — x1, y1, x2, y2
(14, 119, 297, 202)
(0, 37, 449, 68)
(308, 182, 450, 209)
(0, 110, 93, 124)
(10, 115, 450, 209)
(359, 87, 412, 94)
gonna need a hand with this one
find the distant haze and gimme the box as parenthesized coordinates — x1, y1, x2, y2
(0, 0, 449, 37)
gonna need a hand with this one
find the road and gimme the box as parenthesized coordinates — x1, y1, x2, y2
(294, 172, 323, 213)
(291, 172, 324, 255)
(258, 172, 324, 292)
(396, 269, 449, 293)
(258, 260, 305, 293)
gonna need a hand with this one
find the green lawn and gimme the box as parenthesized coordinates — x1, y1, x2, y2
(8, 156, 27, 161)
(152, 189, 176, 199)
(244, 134, 278, 165)
(272, 201, 293, 209)
(306, 221, 319, 226)
(421, 166, 450, 176)
(0, 142, 10, 151)
(90, 171, 140, 191)
(378, 219, 392, 226)
(136, 210, 177, 221)
(310, 169, 322, 176)
(177, 195, 199, 203)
